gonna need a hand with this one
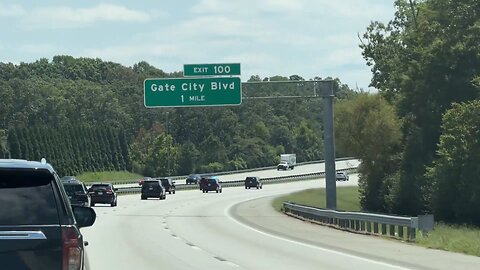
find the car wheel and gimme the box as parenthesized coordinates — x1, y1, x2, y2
(173, 190, 175, 194)
(141, 196, 146, 200)
(220, 189, 222, 193)
(216, 190, 219, 193)
(245, 186, 247, 189)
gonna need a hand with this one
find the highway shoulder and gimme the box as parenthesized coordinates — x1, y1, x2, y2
(227, 196, 480, 270)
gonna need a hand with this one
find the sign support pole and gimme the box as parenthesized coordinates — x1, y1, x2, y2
(322, 81, 337, 210)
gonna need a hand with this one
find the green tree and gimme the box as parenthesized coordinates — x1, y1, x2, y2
(335, 94, 401, 212)
(427, 101, 480, 225)
(177, 141, 200, 175)
(360, 0, 480, 215)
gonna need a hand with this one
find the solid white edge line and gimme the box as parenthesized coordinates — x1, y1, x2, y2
(224, 202, 416, 270)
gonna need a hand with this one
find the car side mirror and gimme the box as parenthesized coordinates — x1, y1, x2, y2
(72, 206, 96, 228)
(114, 188, 118, 191)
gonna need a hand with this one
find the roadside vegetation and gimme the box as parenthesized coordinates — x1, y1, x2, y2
(274, 186, 480, 256)
(76, 171, 142, 184)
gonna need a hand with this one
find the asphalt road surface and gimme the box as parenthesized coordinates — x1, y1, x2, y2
(82, 173, 479, 270)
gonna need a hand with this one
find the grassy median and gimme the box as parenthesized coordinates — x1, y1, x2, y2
(272, 186, 480, 257)
(76, 171, 142, 183)
(272, 186, 360, 212)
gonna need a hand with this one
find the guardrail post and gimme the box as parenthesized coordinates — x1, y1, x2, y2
(381, 224, 387, 235)
(408, 227, 416, 240)
(366, 221, 372, 233)
(389, 225, 395, 237)
(398, 226, 404, 239)
(373, 222, 379, 234)
(360, 221, 365, 232)
(355, 220, 360, 231)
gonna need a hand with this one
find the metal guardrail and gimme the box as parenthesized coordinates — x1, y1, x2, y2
(110, 157, 356, 186)
(282, 202, 434, 241)
(116, 167, 358, 194)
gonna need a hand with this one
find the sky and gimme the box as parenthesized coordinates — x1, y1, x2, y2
(0, 0, 395, 91)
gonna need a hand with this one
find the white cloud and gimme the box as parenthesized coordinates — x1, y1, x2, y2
(0, 4, 25, 17)
(23, 3, 152, 29)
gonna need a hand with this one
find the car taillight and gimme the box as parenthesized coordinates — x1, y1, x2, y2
(62, 226, 82, 270)
(106, 189, 112, 194)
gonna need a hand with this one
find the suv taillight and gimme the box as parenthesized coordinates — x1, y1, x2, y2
(105, 188, 113, 194)
(62, 226, 82, 270)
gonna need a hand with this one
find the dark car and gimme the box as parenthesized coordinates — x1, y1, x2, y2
(88, 183, 118, 207)
(186, 174, 201, 185)
(0, 159, 96, 270)
(141, 180, 166, 200)
(159, 178, 176, 194)
(202, 177, 222, 193)
(336, 172, 349, 181)
(245, 176, 263, 189)
(62, 177, 91, 207)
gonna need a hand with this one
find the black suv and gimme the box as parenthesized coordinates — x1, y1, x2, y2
(0, 159, 96, 270)
(159, 178, 176, 194)
(245, 176, 263, 189)
(202, 177, 222, 193)
(186, 174, 201, 185)
(88, 183, 118, 207)
(141, 180, 166, 200)
(61, 176, 91, 207)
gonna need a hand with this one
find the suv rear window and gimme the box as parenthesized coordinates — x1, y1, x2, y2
(63, 184, 85, 195)
(142, 181, 159, 187)
(91, 184, 110, 190)
(0, 169, 59, 225)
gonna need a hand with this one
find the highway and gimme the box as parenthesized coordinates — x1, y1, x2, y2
(82, 165, 479, 270)
(115, 159, 361, 188)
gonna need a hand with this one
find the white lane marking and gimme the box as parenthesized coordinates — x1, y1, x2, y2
(224, 203, 415, 270)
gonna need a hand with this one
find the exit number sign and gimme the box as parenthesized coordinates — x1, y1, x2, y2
(183, 63, 241, 77)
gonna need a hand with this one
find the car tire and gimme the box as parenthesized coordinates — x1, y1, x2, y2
(91, 203, 95, 207)
(141, 196, 146, 200)
(220, 189, 222, 193)
(216, 190, 219, 193)
(173, 190, 175, 194)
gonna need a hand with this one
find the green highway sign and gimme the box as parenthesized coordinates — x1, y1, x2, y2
(144, 77, 242, 108)
(183, 63, 241, 77)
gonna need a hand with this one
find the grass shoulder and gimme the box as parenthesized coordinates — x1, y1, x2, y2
(76, 171, 142, 184)
(272, 186, 360, 212)
(272, 186, 480, 257)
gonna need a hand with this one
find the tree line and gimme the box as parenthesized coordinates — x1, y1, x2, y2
(4, 126, 130, 176)
(0, 55, 356, 177)
(336, 0, 480, 225)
